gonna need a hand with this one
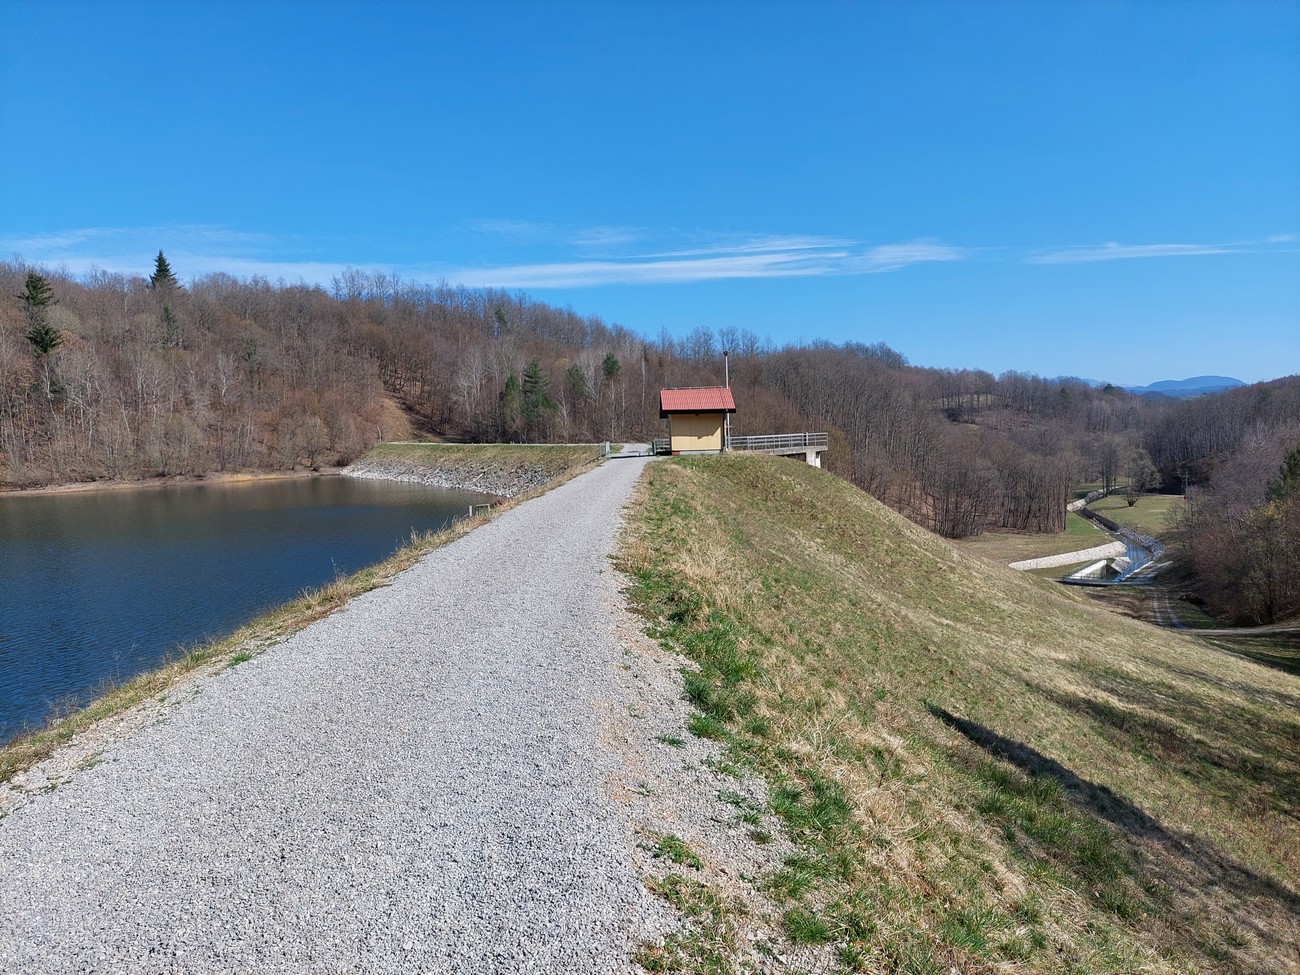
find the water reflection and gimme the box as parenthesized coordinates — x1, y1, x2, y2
(0, 476, 491, 743)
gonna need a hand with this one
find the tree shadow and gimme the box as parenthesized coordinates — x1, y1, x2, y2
(927, 704, 1300, 969)
(1142, 655, 1300, 712)
(1031, 681, 1299, 816)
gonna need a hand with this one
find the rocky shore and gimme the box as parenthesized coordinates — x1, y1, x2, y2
(343, 456, 552, 497)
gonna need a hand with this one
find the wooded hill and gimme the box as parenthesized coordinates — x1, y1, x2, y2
(3, 258, 1297, 620)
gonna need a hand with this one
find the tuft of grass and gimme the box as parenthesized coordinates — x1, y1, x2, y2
(782, 906, 835, 944)
(651, 833, 704, 870)
(617, 454, 1300, 974)
(656, 733, 686, 748)
(637, 873, 742, 975)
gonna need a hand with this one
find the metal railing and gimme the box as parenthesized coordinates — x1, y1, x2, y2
(727, 432, 828, 453)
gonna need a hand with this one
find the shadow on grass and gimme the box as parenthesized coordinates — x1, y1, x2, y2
(1032, 683, 1299, 817)
(927, 704, 1300, 969)
(1200, 632, 1300, 678)
(1143, 655, 1300, 711)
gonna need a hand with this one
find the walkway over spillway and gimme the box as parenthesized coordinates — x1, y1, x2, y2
(728, 432, 828, 467)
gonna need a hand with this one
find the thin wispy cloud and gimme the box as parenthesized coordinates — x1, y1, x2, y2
(467, 219, 648, 250)
(1, 224, 295, 276)
(1029, 240, 1240, 264)
(36, 222, 1291, 292)
(639, 234, 857, 259)
(445, 250, 838, 289)
(850, 241, 966, 272)
(443, 236, 962, 288)
(568, 225, 648, 248)
(5, 223, 970, 290)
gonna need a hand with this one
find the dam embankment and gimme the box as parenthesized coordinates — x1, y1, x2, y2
(0, 454, 676, 973)
(343, 442, 604, 497)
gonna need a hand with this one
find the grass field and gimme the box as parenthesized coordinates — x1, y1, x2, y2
(954, 510, 1100, 565)
(1087, 493, 1183, 536)
(619, 455, 1299, 974)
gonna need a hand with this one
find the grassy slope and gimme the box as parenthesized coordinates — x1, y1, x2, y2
(619, 455, 1298, 974)
(1, 444, 601, 786)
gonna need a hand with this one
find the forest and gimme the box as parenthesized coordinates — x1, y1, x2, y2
(3, 256, 1297, 623)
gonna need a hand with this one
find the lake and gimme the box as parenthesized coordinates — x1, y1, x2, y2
(0, 475, 493, 744)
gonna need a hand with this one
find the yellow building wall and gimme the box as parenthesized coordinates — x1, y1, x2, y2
(670, 412, 724, 452)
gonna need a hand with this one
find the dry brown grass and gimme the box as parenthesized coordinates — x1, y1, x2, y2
(618, 454, 1300, 974)
(0, 445, 601, 787)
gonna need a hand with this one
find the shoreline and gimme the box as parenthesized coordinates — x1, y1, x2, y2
(0, 443, 605, 799)
(0, 466, 347, 499)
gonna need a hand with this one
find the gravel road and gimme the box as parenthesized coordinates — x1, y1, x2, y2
(0, 456, 673, 973)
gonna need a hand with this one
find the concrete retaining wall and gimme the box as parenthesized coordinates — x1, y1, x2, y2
(1009, 541, 1126, 571)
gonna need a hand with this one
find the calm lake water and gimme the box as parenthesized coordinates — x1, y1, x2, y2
(0, 476, 492, 744)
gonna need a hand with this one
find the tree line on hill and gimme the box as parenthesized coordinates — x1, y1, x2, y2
(3, 258, 1296, 621)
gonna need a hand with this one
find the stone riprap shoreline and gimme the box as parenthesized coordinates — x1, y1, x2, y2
(344, 455, 555, 498)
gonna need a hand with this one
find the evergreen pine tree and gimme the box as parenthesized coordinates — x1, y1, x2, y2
(522, 359, 554, 440)
(150, 250, 179, 290)
(1268, 445, 1300, 502)
(25, 321, 63, 359)
(16, 271, 63, 401)
(499, 373, 522, 441)
(601, 351, 621, 383)
(565, 362, 592, 403)
(160, 304, 181, 349)
(16, 272, 62, 359)
(15, 271, 56, 317)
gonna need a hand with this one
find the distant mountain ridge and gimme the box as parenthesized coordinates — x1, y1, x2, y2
(1049, 375, 1247, 398)
(1122, 375, 1246, 398)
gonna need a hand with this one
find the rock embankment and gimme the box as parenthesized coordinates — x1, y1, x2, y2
(344, 454, 559, 498)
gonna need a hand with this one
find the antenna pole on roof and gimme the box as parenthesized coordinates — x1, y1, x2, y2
(723, 350, 731, 451)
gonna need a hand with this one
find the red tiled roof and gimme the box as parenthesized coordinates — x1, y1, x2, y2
(659, 387, 737, 415)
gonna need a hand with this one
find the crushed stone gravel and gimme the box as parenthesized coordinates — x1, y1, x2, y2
(0, 455, 753, 974)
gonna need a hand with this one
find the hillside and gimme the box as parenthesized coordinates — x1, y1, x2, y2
(618, 455, 1298, 974)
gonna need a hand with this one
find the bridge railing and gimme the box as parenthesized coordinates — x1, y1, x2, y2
(727, 432, 828, 452)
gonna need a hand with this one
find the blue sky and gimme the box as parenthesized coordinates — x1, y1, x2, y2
(2, 1, 1297, 386)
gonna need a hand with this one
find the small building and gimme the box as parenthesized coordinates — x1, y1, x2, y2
(659, 387, 737, 454)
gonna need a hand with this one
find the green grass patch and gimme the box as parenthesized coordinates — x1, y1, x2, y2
(651, 833, 704, 870)
(637, 874, 743, 975)
(1087, 492, 1182, 536)
(618, 454, 1300, 973)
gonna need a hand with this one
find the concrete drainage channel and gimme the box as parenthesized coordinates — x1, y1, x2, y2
(1011, 489, 1168, 587)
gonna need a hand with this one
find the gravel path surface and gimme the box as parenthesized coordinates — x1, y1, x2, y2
(0, 456, 674, 974)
